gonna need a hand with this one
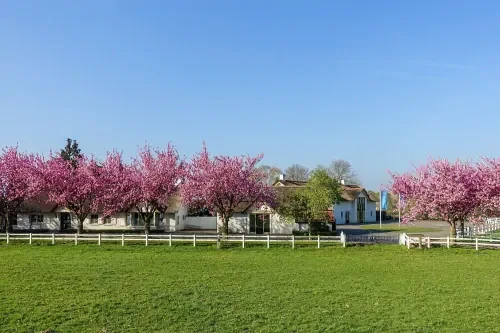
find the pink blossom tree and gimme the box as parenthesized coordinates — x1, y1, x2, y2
(181, 145, 277, 235)
(98, 144, 185, 234)
(390, 159, 482, 237)
(96, 151, 135, 218)
(476, 158, 500, 217)
(0, 147, 39, 232)
(40, 155, 101, 233)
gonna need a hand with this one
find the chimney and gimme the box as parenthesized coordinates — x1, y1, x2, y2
(341, 179, 345, 185)
(279, 174, 286, 181)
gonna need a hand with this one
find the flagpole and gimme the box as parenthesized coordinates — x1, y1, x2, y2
(379, 192, 382, 230)
(398, 193, 401, 228)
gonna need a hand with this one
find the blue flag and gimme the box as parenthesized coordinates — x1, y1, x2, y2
(381, 191, 388, 211)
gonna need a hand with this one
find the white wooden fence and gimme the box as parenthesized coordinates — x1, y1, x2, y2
(457, 218, 500, 238)
(472, 218, 500, 236)
(401, 233, 500, 251)
(0, 232, 346, 249)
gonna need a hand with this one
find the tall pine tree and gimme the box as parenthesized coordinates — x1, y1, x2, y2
(60, 138, 82, 169)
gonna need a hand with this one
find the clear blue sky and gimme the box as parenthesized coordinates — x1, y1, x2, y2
(1, 1, 500, 190)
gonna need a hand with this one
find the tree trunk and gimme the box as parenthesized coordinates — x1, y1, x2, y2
(308, 221, 312, 237)
(6, 213, 16, 233)
(449, 221, 457, 238)
(6, 218, 13, 233)
(144, 220, 151, 234)
(77, 219, 84, 234)
(460, 220, 465, 237)
(221, 216, 229, 235)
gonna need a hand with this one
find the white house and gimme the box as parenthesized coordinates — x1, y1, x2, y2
(333, 184, 378, 224)
(9, 196, 217, 233)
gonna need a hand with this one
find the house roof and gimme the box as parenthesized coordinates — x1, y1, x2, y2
(233, 185, 305, 214)
(21, 197, 58, 213)
(19, 194, 183, 214)
(272, 181, 378, 203)
(340, 185, 378, 202)
(272, 180, 308, 187)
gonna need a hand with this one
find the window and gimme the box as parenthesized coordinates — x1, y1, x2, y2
(132, 212, 162, 227)
(371, 211, 373, 217)
(154, 212, 163, 227)
(30, 214, 44, 224)
(341, 212, 343, 218)
(104, 216, 112, 224)
(9, 213, 18, 226)
(249, 214, 271, 234)
(132, 212, 144, 226)
(357, 197, 366, 223)
(90, 214, 99, 224)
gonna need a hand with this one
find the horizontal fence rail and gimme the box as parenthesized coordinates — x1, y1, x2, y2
(0, 232, 345, 249)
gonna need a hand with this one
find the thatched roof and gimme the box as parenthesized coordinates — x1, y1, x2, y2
(340, 185, 378, 202)
(272, 182, 378, 203)
(273, 180, 308, 187)
(19, 194, 183, 214)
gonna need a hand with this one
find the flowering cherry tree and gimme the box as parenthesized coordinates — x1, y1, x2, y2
(476, 158, 500, 217)
(96, 151, 135, 217)
(0, 147, 39, 232)
(98, 144, 185, 234)
(390, 159, 482, 237)
(40, 155, 100, 233)
(182, 145, 277, 235)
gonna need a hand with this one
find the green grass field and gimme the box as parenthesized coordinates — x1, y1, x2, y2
(1, 244, 500, 333)
(361, 225, 442, 233)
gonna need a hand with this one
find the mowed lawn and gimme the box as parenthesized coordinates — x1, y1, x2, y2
(1, 244, 500, 333)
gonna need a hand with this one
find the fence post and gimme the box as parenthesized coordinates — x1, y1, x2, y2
(217, 234, 220, 249)
(169, 234, 172, 247)
(267, 234, 270, 249)
(122, 234, 125, 246)
(242, 234, 245, 249)
(145, 233, 148, 247)
(292, 235, 295, 249)
(317, 235, 320, 249)
(447, 237, 450, 248)
(98, 233, 101, 246)
(193, 234, 196, 247)
(29, 233, 32, 245)
(74, 233, 78, 246)
(341, 231, 346, 248)
(427, 237, 430, 249)
(407, 236, 411, 249)
(476, 237, 479, 251)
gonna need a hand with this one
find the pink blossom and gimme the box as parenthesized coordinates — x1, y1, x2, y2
(181, 144, 276, 234)
(0, 147, 40, 232)
(97, 144, 185, 234)
(390, 159, 483, 236)
(39, 154, 100, 233)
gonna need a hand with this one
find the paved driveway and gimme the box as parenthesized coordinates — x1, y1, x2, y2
(337, 220, 451, 237)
